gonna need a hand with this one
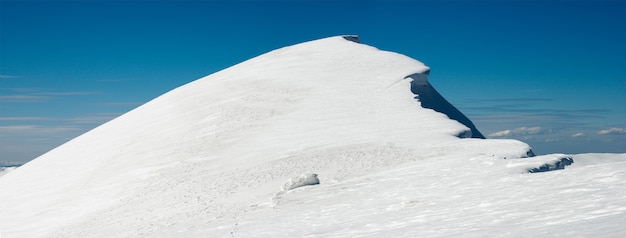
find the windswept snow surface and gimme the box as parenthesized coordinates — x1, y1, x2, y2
(1, 36, 625, 237)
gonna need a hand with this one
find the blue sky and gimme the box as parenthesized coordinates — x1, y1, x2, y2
(1, 0, 625, 164)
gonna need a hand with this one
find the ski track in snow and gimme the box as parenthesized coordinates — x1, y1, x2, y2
(1, 36, 625, 237)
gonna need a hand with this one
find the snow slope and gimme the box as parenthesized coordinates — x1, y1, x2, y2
(1, 36, 625, 237)
(0, 166, 18, 178)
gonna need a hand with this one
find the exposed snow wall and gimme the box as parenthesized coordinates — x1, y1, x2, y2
(341, 35, 360, 43)
(406, 73, 486, 139)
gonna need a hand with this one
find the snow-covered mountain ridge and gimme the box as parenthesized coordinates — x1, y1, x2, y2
(1, 36, 625, 237)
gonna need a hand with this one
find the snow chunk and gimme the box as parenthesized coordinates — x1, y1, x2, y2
(281, 173, 320, 191)
(507, 154, 574, 173)
(526, 156, 573, 173)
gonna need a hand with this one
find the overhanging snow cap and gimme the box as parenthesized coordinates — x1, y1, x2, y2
(342, 35, 360, 43)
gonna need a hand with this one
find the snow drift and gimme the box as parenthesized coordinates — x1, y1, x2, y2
(1, 36, 625, 237)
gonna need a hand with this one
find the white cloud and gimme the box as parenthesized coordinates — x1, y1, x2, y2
(66, 114, 120, 124)
(571, 132, 585, 138)
(100, 102, 143, 107)
(521, 127, 542, 134)
(0, 88, 98, 103)
(598, 128, 626, 135)
(0, 114, 118, 124)
(0, 75, 19, 79)
(488, 129, 511, 137)
(0, 125, 80, 134)
(40, 91, 99, 96)
(0, 117, 50, 121)
(488, 126, 543, 137)
(0, 95, 48, 102)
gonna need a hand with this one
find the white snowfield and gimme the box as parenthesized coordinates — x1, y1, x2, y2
(1, 36, 625, 237)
